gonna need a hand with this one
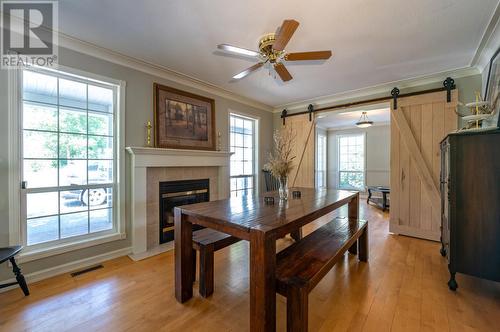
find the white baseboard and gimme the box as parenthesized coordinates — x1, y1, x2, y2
(0, 247, 132, 293)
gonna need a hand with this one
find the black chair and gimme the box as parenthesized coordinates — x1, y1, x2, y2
(262, 170, 279, 192)
(0, 246, 29, 296)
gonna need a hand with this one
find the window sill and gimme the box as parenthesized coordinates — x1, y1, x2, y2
(17, 232, 127, 264)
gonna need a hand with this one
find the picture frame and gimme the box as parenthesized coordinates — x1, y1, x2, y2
(484, 47, 500, 128)
(153, 83, 216, 150)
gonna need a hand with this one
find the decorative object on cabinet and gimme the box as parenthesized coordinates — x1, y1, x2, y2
(457, 92, 496, 131)
(440, 130, 500, 291)
(153, 83, 216, 150)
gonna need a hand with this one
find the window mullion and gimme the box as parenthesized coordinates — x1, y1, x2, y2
(86, 83, 90, 235)
(56, 76, 61, 241)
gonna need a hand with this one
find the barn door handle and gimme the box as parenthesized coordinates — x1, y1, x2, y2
(401, 169, 405, 183)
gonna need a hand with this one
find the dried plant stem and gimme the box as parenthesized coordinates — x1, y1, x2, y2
(264, 127, 296, 180)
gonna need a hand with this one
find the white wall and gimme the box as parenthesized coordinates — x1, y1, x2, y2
(327, 124, 390, 190)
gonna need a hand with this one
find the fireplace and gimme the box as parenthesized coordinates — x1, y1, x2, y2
(159, 179, 210, 244)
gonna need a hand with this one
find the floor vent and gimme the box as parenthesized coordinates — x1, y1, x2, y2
(70, 264, 104, 277)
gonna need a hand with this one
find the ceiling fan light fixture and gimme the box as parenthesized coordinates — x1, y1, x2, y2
(232, 72, 247, 79)
(355, 111, 374, 128)
(217, 44, 260, 57)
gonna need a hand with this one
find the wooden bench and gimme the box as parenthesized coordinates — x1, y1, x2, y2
(276, 217, 368, 332)
(192, 228, 241, 297)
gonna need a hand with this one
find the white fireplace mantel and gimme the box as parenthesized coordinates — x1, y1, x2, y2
(126, 147, 232, 260)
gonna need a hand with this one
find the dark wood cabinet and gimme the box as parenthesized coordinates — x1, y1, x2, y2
(440, 130, 500, 290)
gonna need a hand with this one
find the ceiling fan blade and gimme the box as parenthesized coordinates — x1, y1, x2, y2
(285, 50, 332, 61)
(232, 62, 264, 79)
(273, 19, 299, 51)
(217, 44, 260, 57)
(274, 63, 292, 82)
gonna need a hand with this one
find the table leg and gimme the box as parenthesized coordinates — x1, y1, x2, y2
(348, 194, 360, 255)
(175, 208, 193, 303)
(249, 230, 276, 332)
(359, 226, 369, 262)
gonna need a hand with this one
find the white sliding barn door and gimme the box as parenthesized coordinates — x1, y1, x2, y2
(390, 90, 457, 241)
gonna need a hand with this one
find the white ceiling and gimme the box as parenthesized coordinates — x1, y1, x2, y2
(316, 103, 390, 129)
(57, 0, 498, 107)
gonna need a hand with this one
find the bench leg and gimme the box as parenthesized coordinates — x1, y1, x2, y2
(199, 247, 214, 298)
(290, 228, 302, 242)
(10, 257, 29, 296)
(359, 227, 369, 262)
(348, 194, 359, 256)
(287, 287, 308, 332)
(191, 249, 197, 283)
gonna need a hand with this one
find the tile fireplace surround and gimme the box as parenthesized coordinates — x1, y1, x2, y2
(126, 147, 232, 260)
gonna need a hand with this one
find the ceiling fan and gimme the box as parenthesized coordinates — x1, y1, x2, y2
(217, 19, 332, 82)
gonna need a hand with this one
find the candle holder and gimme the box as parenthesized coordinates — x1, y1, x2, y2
(146, 121, 152, 147)
(292, 190, 302, 199)
(217, 131, 222, 151)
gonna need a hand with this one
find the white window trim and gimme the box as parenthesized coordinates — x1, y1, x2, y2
(8, 64, 127, 263)
(315, 132, 327, 188)
(336, 132, 367, 191)
(228, 111, 259, 195)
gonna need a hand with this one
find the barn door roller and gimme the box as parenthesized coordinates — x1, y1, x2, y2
(391, 87, 400, 110)
(281, 109, 288, 125)
(443, 77, 455, 103)
(308, 104, 314, 121)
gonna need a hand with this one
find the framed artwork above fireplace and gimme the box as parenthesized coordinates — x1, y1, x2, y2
(154, 83, 216, 150)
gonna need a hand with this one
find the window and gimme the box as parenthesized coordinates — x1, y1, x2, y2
(338, 134, 365, 190)
(316, 133, 327, 188)
(229, 113, 257, 197)
(19, 66, 121, 250)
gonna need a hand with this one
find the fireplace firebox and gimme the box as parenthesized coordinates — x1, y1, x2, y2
(159, 179, 209, 244)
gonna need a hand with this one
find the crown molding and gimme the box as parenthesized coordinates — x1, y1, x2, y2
(272, 66, 480, 112)
(470, 1, 500, 72)
(56, 33, 273, 113)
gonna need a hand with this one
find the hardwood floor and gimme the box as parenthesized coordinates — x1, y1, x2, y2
(1, 201, 499, 331)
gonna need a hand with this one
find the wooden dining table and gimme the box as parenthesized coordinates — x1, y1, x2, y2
(174, 187, 360, 332)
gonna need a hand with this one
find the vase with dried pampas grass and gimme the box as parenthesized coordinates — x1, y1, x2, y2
(264, 127, 296, 200)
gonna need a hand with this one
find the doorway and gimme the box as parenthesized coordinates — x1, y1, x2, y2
(315, 102, 391, 195)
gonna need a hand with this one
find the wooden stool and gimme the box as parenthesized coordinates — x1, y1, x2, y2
(0, 246, 30, 296)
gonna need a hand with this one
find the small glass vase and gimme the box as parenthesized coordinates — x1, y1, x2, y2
(278, 176, 289, 201)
